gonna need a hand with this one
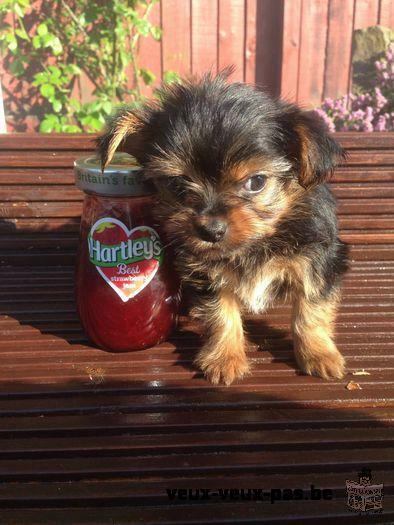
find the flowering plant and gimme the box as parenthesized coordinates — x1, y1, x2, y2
(315, 43, 393, 131)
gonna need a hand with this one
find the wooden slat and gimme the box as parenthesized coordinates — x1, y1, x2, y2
(0, 218, 80, 233)
(0, 168, 76, 184)
(354, 0, 380, 28)
(338, 199, 394, 214)
(1, 167, 394, 186)
(1, 182, 393, 203)
(254, 0, 284, 97)
(0, 133, 393, 151)
(0, 202, 82, 218)
(379, 0, 394, 26)
(0, 134, 97, 150)
(7, 231, 394, 249)
(297, 0, 329, 107)
(137, 0, 162, 98)
(335, 133, 394, 149)
(332, 168, 394, 183)
(218, 0, 245, 82)
(3, 247, 394, 267)
(331, 183, 394, 199)
(1, 149, 393, 168)
(0, 498, 392, 524)
(0, 446, 393, 478)
(280, 0, 301, 102)
(244, 0, 258, 84)
(0, 470, 393, 503)
(0, 186, 81, 201)
(3, 199, 394, 219)
(3, 216, 391, 235)
(161, 0, 191, 76)
(345, 150, 394, 165)
(191, 0, 218, 75)
(0, 406, 392, 433)
(323, 0, 354, 99)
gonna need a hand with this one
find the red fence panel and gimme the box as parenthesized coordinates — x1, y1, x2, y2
(1, 0, 392, 131)
(281, 0, 393, 107)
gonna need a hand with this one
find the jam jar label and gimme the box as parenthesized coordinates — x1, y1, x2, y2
(88, 218, 163, 302)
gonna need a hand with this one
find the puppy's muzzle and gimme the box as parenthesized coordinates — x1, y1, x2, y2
(193, 215, 228, 243)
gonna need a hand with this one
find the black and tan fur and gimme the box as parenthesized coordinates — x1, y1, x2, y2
(97, 71, 349, 385)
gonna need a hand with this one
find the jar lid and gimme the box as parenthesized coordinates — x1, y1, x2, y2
(74, 152, 154, 196)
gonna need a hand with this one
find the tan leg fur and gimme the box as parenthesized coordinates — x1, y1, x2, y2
(193, 290, 251, 385)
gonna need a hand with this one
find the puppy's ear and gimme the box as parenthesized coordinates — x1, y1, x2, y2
(96, 107, 148, 171)
(281, 107, 346, 189)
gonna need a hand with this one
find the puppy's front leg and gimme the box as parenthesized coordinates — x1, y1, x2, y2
(193, 290, 250, 385)
(292, 289, 345, 380)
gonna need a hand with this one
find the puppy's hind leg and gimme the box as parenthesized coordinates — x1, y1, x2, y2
(193, 290, 251, 386)
(292, 288, 345, 380)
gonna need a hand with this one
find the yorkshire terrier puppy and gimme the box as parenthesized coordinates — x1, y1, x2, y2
(98, 72, 349, 385)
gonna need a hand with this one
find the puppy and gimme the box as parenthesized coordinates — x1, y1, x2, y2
(98, 71, 349, 385)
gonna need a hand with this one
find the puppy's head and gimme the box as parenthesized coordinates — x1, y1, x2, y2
(98, 73, 345, 260)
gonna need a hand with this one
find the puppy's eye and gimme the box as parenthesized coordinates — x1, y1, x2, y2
(243, 174, 266, 193)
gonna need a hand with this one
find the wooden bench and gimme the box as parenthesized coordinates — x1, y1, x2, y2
(0, 132, 393, 523)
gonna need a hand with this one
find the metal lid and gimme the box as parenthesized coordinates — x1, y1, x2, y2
(74, 152, 154, 196)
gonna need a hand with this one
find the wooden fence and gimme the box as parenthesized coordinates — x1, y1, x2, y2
(140, 0, 394, 105)
(282, 0, 394, 105)
(1, 0, 393, 131)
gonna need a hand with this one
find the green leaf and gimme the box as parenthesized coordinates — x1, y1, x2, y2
(102, 101, 112, 114)
(86, 117, 103, 131)
(150, 25, 162, 40)
(52, 99, 62, 112)
(69, 98, 81, 111)
(37, 23, 48, 36)
(66, 64, 81, 75)
(134, 18, 150, 37)
(89, 100, 102, 112)
(64, 124, 82, 132)
(32, 35, 41, 49)
(40, 84, 55, 98)
(48, 65, 61, 77)
(163, 70, 181, 84)
(15, 28, 28, 40)
(139, 68, 155, 86)
(8, 38, 17, 51)
(32, 72, 48, 86)
(51, 36, 63, 55)
(40, 116, 57, 133)
(41, 33, 54, 46)
(9, 59, 24, 76)
(13, 2, 24, 17)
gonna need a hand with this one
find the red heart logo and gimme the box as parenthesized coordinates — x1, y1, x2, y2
(88, 218, 163, 302)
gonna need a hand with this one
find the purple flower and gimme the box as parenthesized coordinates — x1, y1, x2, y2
(316, 41, 393, 132)
(313, 108, 335, 132)
(374, 115, 387, 131)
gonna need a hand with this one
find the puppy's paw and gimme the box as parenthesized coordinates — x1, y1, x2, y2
(194, 348, 251, 386)
(297, 349, 346, 380)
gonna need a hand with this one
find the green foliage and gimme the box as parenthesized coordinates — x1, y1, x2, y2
(0, 0, 179, 132)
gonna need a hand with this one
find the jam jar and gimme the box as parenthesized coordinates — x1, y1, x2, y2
(74, 152, 179, 352)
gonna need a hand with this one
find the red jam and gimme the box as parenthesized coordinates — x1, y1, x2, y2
(74, 154, 179, 352)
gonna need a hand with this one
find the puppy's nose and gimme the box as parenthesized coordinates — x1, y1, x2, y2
(194, 217, 228, 243)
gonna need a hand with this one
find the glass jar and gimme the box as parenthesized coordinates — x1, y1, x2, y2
(74, 153, 179, 352)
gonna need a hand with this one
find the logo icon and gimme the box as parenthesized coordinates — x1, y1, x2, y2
(346, 468, 384, 514)
(88, 217, 163, 302)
